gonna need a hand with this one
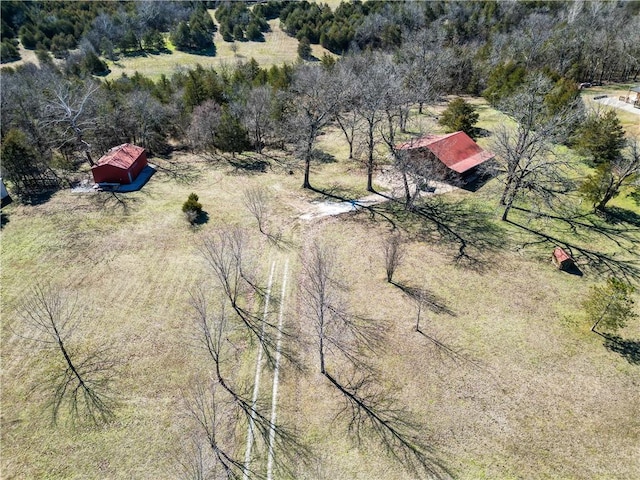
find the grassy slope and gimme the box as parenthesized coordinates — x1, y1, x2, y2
(580, 83, 640, 137)
(2, 102, 639, 479)
(4, 13, 336, 81)
(104, 15, 336, 81)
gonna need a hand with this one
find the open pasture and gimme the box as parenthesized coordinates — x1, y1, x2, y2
(1, 100, 639, 480)
(104, 16, 335, 81)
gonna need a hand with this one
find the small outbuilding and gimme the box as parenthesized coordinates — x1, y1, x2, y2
(91, 144, 148, 185)
(397, 131, 495, 184)
(620, 85, 640, 108)
(552, 247, 576, 271)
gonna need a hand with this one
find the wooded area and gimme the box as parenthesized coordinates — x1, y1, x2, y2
(1, 2, 639, 479)
(2, 1, 639, 200)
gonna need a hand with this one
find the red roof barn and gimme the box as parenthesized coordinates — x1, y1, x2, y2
(91, 144, 148, 185)
(397, 131, 494, 182)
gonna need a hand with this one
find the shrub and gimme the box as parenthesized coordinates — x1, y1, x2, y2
(298, 36, 312, 60)
(0, 39, 20, 63)
(182, 193, 203, 224)
(439, 97, 479, 137)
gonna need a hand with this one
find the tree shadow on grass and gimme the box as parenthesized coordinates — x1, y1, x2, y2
(391, 281, 455, 317)
(175, 45, 217, 57)
(603, 206, 640, 227)
(311, 148, 336, 164)
(153, 156, 202, 184)
(471, 127, 491, 138)
(323, 371, 453, 479)
(601, 334, 640, 365)
(405, 197, 506, 269)
(506, 219, 640, 281)
(307, 185, 399, 230)
(227, 155, 269, 174)
(1, 212, 9, 229)
(512, 206, 640, 254)
(20, 189, 57, 206)
(92, 191, 143, 215)
(307, 186, 504, 268)
(121, 50, 149, 58)
(390, 281, 485, 369)
(416, 328, 485, 370)
(194, 210, 209, 226)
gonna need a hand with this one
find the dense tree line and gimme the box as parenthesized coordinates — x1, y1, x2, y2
(2, 0, 639, 208)
(1, 46, 592, 208)
(0, 1, 215, 63)
(215, 2, 269, 42)
(3, 1, 639, 86)
(273, 0, 640, 88)
(0, 56, 297, 198)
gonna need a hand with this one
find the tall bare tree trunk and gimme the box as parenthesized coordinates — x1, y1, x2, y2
(367, 124, 375, 192)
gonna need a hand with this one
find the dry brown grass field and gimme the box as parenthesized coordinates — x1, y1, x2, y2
(4, 14, 335, 81)
(104, 16, 335, 81)
(2, 100, 640, 479)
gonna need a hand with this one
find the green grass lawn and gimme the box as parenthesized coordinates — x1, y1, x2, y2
(581, 83, 640, 137)
(2, 99, 639, 479)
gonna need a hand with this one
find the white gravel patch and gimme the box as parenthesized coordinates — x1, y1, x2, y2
(592, 96, 640, 116)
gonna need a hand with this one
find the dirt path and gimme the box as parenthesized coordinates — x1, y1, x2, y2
(266, 258, 289, 480)
(299, 192, 386, 220)
(299, 170, 457, 220)
(592, 95, 640, 116)
(243, 260, 276, 479)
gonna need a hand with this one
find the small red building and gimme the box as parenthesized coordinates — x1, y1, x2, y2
(397, 131, 495, 183)
(91, 144, 147, 185)
(552, 247, 576, 270)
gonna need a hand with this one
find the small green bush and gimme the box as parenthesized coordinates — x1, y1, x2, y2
(182, 193, 203, 224)
(439, 97, 479, 137)
(298, 37, 312, 60)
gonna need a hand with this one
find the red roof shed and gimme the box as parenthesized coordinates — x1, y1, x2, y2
(91, 144, 147, 184)
(397, 132, 494, 174)
(552, 247, 575, 270)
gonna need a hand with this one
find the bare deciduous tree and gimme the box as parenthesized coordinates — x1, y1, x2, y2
(238, 86, 273, 154)
(300, 243, 450, 478)
(396, 29, 447, 115)
(287, 65, 347, 189)
(122, 89, 174, 152)
(184, 382, 250, 480)
(199, 229, 278, 363)
(243, 186, 270, 236)
(333, 62, 362, 160)
(188, 100, 223, 158)
(1, 64, 51, 155)
(349, 53, 398, 192)
(383, 234, 405, 283)
(188, 289, 304, 479)
(41, 75, 101, 166)
(491, 74, 580, 221)
(300, 242, 378, 374)
(19, 284, 117, 425)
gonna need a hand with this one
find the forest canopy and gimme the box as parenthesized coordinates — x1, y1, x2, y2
(1, 0, 638, 201)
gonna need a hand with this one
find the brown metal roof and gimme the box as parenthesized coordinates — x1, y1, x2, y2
(553, 247, 574, 264)
(96, 144, 145, 170)
(397, 132, 494, 173)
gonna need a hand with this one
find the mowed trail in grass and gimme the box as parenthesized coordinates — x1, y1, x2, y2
(2, 100, 640, 478)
